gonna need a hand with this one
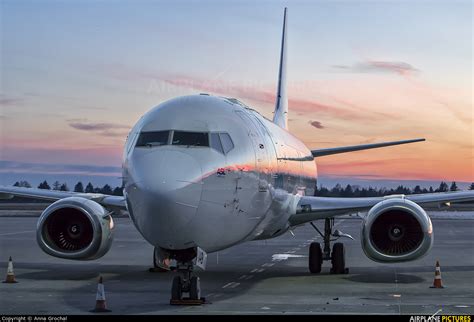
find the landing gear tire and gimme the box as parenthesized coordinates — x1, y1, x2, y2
(309, 242, 323, 274)
(171, 276, 183, 300)
(331, 242, 346, 274)
(189, 276, 201, 300)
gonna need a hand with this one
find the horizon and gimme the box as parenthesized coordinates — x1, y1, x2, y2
(1, 160, 472, 191)
(1, 0, 472, 184)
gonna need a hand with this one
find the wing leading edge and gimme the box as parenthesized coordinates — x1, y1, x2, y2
(311, 138, 425, 158)
(0, 186, 126, 211)
(290, 191, 474, 226)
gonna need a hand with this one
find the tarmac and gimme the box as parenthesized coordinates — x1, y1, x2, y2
(0, 211, 473, 315)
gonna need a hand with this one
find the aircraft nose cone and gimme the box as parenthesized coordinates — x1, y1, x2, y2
(128, 149, 203, 248)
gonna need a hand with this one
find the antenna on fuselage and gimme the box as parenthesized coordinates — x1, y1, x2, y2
(272, 7, 288, 130)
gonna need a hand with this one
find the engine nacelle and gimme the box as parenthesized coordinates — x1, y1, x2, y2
(361, 197, 433, 263)
(37, 197, 114, 260)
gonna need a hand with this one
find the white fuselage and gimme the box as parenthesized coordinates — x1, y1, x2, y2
(123, 95, 317, 252)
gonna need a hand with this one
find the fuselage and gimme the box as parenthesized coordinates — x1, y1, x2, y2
(123, 94, 317, 252)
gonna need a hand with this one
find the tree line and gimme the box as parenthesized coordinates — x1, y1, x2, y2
(13, 180, 123, 196)
(315, 181, 474, 197)
(12, 179, 474, 198)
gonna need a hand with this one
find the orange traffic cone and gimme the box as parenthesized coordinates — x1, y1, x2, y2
(430, 260, 444, 288)
(3, 257, 18, 283)
(90, 276, 111, 312)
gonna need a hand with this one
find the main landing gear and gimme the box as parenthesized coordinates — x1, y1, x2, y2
(168, 247, 207, 305)
(308, 218, 353, 274)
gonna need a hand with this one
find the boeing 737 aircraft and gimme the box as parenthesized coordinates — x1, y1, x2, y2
(1, 8, 473, 301)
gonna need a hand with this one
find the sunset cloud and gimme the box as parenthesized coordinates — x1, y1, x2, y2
(0, 96, 24, 106)
(333, 61, 419, 76)
(309, 120, 324, 129)
(158, 74, 385, 121)
(0, 160, 121, 176)
(68, 120, 131, 137)
(97, 63, 386, 122)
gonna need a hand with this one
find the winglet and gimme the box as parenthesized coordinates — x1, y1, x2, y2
(272, 7, 288, 130)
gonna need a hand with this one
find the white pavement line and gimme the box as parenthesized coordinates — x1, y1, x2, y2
(262, 263, 275, 267)
(0, 230, 35, 236)
(238, 275, 247, 280)
(256, 268, 265, 273)
(222, 282, 234, 289)
(394, 267, 401, 315)
(250, 268, 259, 273)
(229, 282, 240, 289)
(245, 275, 254, 280)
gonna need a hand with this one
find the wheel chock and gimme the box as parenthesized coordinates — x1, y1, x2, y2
(169, 297, 208, 305)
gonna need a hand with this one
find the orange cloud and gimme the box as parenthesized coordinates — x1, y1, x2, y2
(160, 74, 385, 121)
(308, 120, 324, 129)
(68, 119, 131, 137)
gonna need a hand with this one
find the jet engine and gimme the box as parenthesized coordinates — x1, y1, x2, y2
(37, 197, 114, 260)
(361, 197, 433, 262)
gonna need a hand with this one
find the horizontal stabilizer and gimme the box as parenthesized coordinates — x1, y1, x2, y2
(311, 138, 425, 158)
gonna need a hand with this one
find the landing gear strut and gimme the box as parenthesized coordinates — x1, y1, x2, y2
(169, 247, 207, 305)
(171, 262, 201, 301)
(308, 218, 351, 274)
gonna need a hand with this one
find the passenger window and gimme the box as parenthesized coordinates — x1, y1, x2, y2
(172, 131, 209, 147)
(136, 131, 170, 147)
(210, 133, 224, 153)
(219, 133, 234, 154)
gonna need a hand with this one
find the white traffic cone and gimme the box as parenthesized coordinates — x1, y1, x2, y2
(90, 276, 111, 312)
(3, 256, 18, 283)
(430, 260, 444, 289)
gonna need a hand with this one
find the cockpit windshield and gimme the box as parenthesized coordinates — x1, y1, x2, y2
(135, 130, 233, 153)
(172, 131, 209, 147)
(135, 131, 170, 147)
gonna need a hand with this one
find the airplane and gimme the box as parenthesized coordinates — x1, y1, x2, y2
(1, 7, 473, 302)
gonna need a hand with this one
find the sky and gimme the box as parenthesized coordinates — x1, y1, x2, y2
(0, 0, 472, 188)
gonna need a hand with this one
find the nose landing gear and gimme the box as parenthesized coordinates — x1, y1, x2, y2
(168, 247, 207, 305)
(308, 218, 352, 274)
(171, 263, 202, 302)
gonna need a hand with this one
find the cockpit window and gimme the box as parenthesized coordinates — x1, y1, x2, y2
(172, 131, 209, 147)
(219, 133, 234, 154)
(210, 133, 224, 154)
(136, 131, 170, 147)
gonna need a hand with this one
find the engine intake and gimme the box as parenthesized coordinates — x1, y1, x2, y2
(362, 197, 433, 262)
(37, 197, 114, 260)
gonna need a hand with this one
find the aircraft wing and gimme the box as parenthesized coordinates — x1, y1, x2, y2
(290, 191, 474, 226)
(0, 186, 127, 211)
(311, 138, 425, 158)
